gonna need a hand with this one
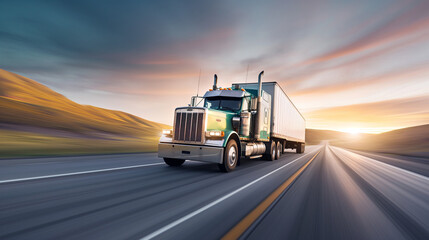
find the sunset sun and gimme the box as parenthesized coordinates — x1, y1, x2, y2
(343, 128, 362, 135)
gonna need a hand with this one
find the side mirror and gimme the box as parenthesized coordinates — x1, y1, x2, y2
(250, 98, 257, 111)
(232, 117, 240, 130)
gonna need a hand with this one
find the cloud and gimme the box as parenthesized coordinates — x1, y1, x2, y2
(0, 0, 237, 72)
(304, 95, 429, 133)
(291, 62, 429, 97)
(302, 1, 429, 65)
(0, 0, 428, 129)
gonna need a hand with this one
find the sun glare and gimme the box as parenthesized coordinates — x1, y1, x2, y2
(343, 128, 362, 135)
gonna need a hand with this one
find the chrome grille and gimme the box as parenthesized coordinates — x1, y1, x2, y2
(173, 109, 205, 143)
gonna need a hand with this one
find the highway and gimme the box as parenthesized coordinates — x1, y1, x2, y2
(1, 144, 428, 240)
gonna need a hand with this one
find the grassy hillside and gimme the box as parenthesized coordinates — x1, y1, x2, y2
(0, 69, 170, 157)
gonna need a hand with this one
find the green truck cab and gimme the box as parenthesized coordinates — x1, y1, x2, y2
(158, 71, 306, 172)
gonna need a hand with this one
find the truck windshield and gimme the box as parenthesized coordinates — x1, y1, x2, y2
(204, 97, 242, 112)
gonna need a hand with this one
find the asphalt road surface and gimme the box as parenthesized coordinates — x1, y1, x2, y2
(1, 144, 428, 240)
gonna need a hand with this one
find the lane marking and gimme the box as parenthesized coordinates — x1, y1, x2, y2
(222, 150, 320, 240)
(0, 162, 164, 184)
(140, 149, 321, 240)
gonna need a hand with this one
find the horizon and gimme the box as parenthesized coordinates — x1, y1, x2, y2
(3, 67, 427, 135)
(1, 0, 429, 134)
(1, 2, 428, 239)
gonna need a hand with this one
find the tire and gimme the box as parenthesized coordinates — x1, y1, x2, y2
(164, 158, 185, 166)
(296, 143, 305, 154)
(276, 141, 282, 160)
(281, 141, 286, 154)
(263, 141, 275, 161)
(218, 140, 238, 172)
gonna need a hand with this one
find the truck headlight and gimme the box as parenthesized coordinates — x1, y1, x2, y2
(162, 129, 173, 136)
(206, 130, 225, 138)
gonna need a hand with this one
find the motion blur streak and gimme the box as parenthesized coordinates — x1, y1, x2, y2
(140, 149, 321, 240)
(247, 145, 429, 240)
(330, 146, 429, 237)
(0, 144, 428, 239)
(222, 151, 320, 240)
(1, 1, 429, 131)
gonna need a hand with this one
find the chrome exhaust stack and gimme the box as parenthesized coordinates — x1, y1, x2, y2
(258, 71, 264, 98)
(253, 70, 264, 139)
(213, 74, 218, 90)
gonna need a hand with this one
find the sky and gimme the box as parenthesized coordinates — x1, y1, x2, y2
(1, 0, 429, 133)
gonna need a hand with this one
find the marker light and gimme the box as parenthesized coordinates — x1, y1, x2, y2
(241, 88, 245, 91)
(209, 89, 213, 91)
(206, 130, 225, 138)
(227, 88, 232, 90)
(219, 87, 223, 90)
(162, 129, 173, 136)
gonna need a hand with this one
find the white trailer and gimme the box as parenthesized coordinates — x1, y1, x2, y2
(236, 82, 306, 153)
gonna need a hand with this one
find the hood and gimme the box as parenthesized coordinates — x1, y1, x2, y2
(206, 108, 236, 131)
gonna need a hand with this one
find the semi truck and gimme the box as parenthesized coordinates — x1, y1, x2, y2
(158, 71, 306, 172)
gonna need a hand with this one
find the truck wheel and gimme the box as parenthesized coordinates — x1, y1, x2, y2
(263, 141, 275, 161)
(164, 158, 185, 166)
(276, 141, 282, 160)
(296, 143, 305, 154)
(281, 141, 286, 154)
(218, 140, 238, 172)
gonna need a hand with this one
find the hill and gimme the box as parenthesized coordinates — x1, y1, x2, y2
(1, 68, 427, 158)
(306, 125, 429, 157)
(0, 69, 170, 157)
(305, 128, 372, 145)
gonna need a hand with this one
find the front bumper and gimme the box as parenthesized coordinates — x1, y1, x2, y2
(158, 143, 224, 164)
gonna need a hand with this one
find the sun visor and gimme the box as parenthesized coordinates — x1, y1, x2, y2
(203, 90, 245, 98)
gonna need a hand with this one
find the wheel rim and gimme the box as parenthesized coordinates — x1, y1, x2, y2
(277, 145, 280, 157)
(228, 146, 237, 166)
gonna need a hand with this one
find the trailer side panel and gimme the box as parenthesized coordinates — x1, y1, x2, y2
(237, 82, 305, 143)
(272, 84, 305, 142)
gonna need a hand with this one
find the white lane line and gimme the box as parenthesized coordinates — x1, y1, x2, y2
(0, 162, 164, 184)
(140, 148, 321, 240)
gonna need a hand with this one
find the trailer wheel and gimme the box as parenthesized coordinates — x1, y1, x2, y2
(276, 141, 282, 160)
(218, 140, 238, 172)
(281, 141, 286, 154)
(164, 158, 185, 166)
(296, 143, 305, 154)
(263, 141, 275, 161)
